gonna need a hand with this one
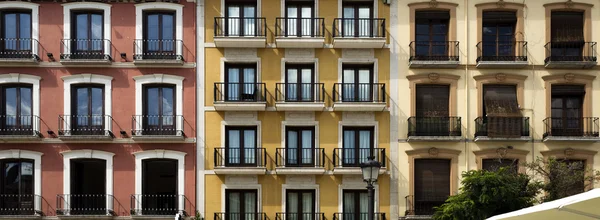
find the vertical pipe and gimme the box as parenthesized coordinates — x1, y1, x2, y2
(464, 0, 470, 178)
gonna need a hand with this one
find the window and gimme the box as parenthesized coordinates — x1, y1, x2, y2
(0, 84, 32, 135)
(226, 189, 258, 220)
(284, 1, 314, 37)
(226, 126, 258, 166)
(285, 127, 315, 167)
(414, 85, 450, 136)
(70, 11, 104, 58)
(285, 64, 314, 101)
(0, 10, 32, 57)
(482, 11, 516, 59)
(226, 1, 257, 36)
(414, 159, 450, 215)
(482, 84, 522, 137)
(482, 158, 518, 173)
(0, 159, 34, 215)
(69, 159, 106, 215)
(141, 159, 178, 215)
(550, 11, 584, 60)
(342, 65, 373, 102)
(71, 84, 104, 135)
(143, 85, 175, 135)
(225, 64, 258, 101)
(550, 85, 584, 136)
(143, 12, 176, 59)
(341, 2, 372, 37)
(414, 11, 449, 59)
(286, 190, 315, 220)
(342, 127, 373, 166)
(342, 190, 368, 220)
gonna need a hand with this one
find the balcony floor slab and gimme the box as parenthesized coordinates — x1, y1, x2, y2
(407, 136, 462, 142)
(214, 37, 267, 48)
(545, 61, 597, 69)
(473, 136, 532, 142)
(543, 136, 600, 142)
(332, 103, 386, 111)
(408, 60, 459, 69)
(275, 167, 326, 175)
(275, 102, 325, 111)
(476, 61, 529, 69)
(214, 167, 267, 175)
(332, 38, 386, 48)
(214, 102, 267, 111)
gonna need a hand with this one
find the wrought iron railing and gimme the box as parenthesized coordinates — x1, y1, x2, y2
(407, 117, 461, 137)
(0, 38, 39, 60)
(0, 115, 41, 136)
(214, 83, 267, 102)
(0, 194, 41, 216)
(404, 195, 448, 216)
(130, 194, 186, 216)
(276, 212, 325, 220)
(214, 17, 267, 37)
(133, 39, 184, 61)
(476, 41, 527, 62)
(275, 83, 325, 102)
(214, 147, 267, 168)
(58, 115, 114, 137)
(275, 148, 325, 168)
(60, 39, 111, 60)
(333, 212, 386, 220)
(333, 83, 386, 103)
(214, 212, 267, 220)
(543, 117, 599, 138)
(132, 115, 184, 136)
(56, 194, 114, 215)
(474, 117, 530, 138)
(275, 18, 325, 37)
(332, 18, 385, 38)
(544, 41, 597, 63)
(333, 148, 385, 168)
(409, 41, 459, 62)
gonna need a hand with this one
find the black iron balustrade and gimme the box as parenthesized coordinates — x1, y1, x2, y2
(275, 83, 325, 102)
(0, 38, 40, 60)
(275, 148, 325, 167)
(214, 212, 267, 220)
(407, 117, 461, 137)
(214, 147, 267, 168)
(333, 148, 385, 168)
(409, 41, 459, 62)
(0, 115, 41, 136)
(276, 212, 325, 220)
(474, 117, 530, 138)
(133, 39, 183, 61)
(131, 115, 184, 136)
(543, 117, 599, 138)
(58, 115, 114, 137)
(60, 39, 111, 60)
(476, 41, 528, 62)
(333, 83, 385, 103)
(404, 195, 448, 216)
(544, 41, 597, 63)
(214, 83, 267, 102)
(56, 194, 114, 215)
(332, 212, 386, 220)
(214, 17, 267, 37)
(0, 194, 41, 216)
(275, 18, 325, 37)
(332, 18, 385, 38)
(130, 194, 187, 216)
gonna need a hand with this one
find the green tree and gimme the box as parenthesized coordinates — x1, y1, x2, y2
(432, 168, 540, 220)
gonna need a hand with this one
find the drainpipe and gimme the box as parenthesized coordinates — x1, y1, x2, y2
(464, 0, 470, 178)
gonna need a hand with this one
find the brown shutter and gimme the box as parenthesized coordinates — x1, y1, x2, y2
(416, 85, 450, 117)
(414, 159, 451, 202)
(551, 11, 584, 42)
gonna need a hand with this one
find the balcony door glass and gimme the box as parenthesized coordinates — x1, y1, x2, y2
(226, 126, 257, 166)
(71, 85, 104, 135)
(414, 159, 450, 215)
(226, 64, 257, 101)
(0, 159, 34, 215)
(415, 11, 449, 59)
(286, 127, 314, 167)
(226, 190, 257, 220)
(144, 12, 175, 57)
(482, 11, 516, 59)
(72, 11, 103, 55)
(415, 85, 449, 136)
(342, 65, 372, 102)
(551, 85, 584, 136)
(142, 159, 178, 215)
(285, 64, 314, 101)
(1, 11, 32, 55)
(286, 2, 313, 36)
(342, 190, 368, 220)
(143, 85, 175, 135)
(551, 11, 584, 60)
(286, 190, 315, 220)
(342, 127, 373, 166)
(226, 2, 257, 36)
(1, 85, 32, 135)
(342, 3, 372, 37)
(70, 159, 106, 215)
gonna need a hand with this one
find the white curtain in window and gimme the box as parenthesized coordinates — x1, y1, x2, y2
(344, 192, 355, 220)
(359, 192, 369, 220)
(358, 8, 370, 37)
(288, 192, 298, 220)
(243, 7, 256, 36)
(228, 130, 240, 164)
(287, 130, 298, 164)
(343, 130, 355, 165)
(228, 68, 240, 100)
(302, 192, 313, 215)
(228, 6, 240, 36)
(244, 192, 256, 220)
(359, 130, 371, 164)
(301, 130, 312, 164)
(228, 192, 241, 220)
(287, 7, 298, 36)
(343, 7, 354, 37)
(244, 130, 256, 164)
(243, 68, 256, 100)
(287, 69, 298, 101)
(343, 70, 355, 101)
(358, 70, 370, 101)
(300, 69, 312, 101)
(301, 7, 312, 36)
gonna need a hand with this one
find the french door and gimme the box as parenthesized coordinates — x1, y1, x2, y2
(226, 126, 257, 166)
(285, 127, 315, 167)
(226, 64, 257, 101)
(342, 190, 368, 220)
(285, 2, 313, 37)
(342, 3, 372, 37)
(342, 127, 373, 166)
(143, 85, 176, 135)
(551, 85, 584, 136)
(71, 85, 104, 135)
(226, 190, 258, 220)
(285, 64, 314, 101)
(226, 2, 257, 36)
(286, 190, 315, 220)
(342, 65, 372, 102)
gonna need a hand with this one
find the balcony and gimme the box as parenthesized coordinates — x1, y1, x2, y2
(407, 117, 462, 142)
(404, 195, 447, 217)
(276, 213, 325, 220)
(0, 194, 42, 217)
(60, 39, 111, 65)
(332, 83, 386, 111)
(214, 147, 267, 174)
(474, 117, 530, 142)
(275, 83, 325, 111)
(543, 117, 600, 142)
(332, 148, 385, 174)
(214, 17, 267, 48)
(0, 38, 40, 64)
(0, 115, 42, 141)
(131, 115, 185, 142)
(275, 148, 325, 175)
(58, 115, 114, 141)
(275, 18, 325, 48)
(332, 18, 386, 48)
(133, 39, 184, 65)
(333, 213, 386, 220)
(130, 194, 187, 218)
(408, 41, 459, 68)
(544, 42, 597, 68)
(476, 41, 528, 68)
(215, 212, 267, 220)
(56, 194, 115, 217)
(213, 83, 267, 111)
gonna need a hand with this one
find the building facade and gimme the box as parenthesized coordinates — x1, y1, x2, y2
(0, 1, 197, 219)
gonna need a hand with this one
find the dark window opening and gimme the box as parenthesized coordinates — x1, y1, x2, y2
(285, 127, 315, 167)
(550, 11, 585, 60)
(285, 64, 314, 101)
(225, 1, 258, 36)
(342, 190, 368, 220)
(70, 11, 104, 59)
(0, 159, 34, 215)
(481, 84, 522, 138)
(414, 11, 449, 60)
(143, 11, 176, 59)
(225, 64, 258, 101)
(0, 84, 33, 136)
(70, 159, 106, 215)
(414, 85, 451, 136)
(481, 11, 516, 60)
(414, 159, 450, 215)
(550, 85, 584, 136)
(70, 84, 104, 135)
(284, 1, 315, 37)
(341, 2, 373, 37)
(0, 10, 32, 58)
(286, 190, 315, 220)
(226, 126, 258, 166)
(482, 158, 518, 173)
(342, 127, 374, 166)
(341, 64, 373, 102)
(142, 84, 176, 135)
(226, 189, 257, 220)
(142, 159, 178, 215)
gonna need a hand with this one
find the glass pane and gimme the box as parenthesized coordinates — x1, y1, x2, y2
(415, 24, 428, 36)
(228, 130, 240, 164)
(76, 14, 89, 39)
(4, 14, 16, 50)
(286, 7, 297, 36)
(301, 130, 312, 164)
(343, 130, 355, 164)
(76, 88, 89, 116)
(287, 68, 298, 101)
(243, 6, 256, 36)
(147, 14, 159, 40)
(287, 192, 299, 214)
(287, 130, 298, 164)
(359, 192, 369, 220)
(244, 130, 256, 165)
(343, 69, 355, 101)
(228, 192, 241, 215)
(300, 69, 312, 100)
(91, 87, 103, 126)
(21, 161, 33, 194)
(162, 87, 174, 125)
(301, 192, 313, 214)
(343, 192, 355, 220)
(244, 192, 256, 219)
(243, 68, 256, 100)
(146, 88, 159, 116)
(91, 14, 102, 40)
(227, 68, 240, 100)
(5, 88, 16, 116)
(20, 13, 31, 39)
(20, 88, 32, 126)
(3, 162, 20, 194)
(358, 69, 370, 101)
(162, 14, 174, 40)
(228, 6, 240, 36)
(358, 130, 371, 163)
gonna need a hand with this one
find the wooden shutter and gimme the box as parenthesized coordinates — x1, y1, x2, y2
(416, 85, 450, 117)
(551, 85, 585, 96)
(414, 159, 451, 201)
(551, 11, 584, 42)
(482, 11, 516, 23)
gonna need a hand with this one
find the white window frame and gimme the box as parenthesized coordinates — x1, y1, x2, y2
(0, 149, 43, 211)
(61, 149, 114, 213)
(0, 73, 41, 134)
(62, 74, 112, 135)
(135, 3, 184, 56)
(62, 2, 112, 56)
(132, 74, 185, 133)
(281, 184, 320, 213)
(133, 149, 187, 211)
(0, 2, 39, 56)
